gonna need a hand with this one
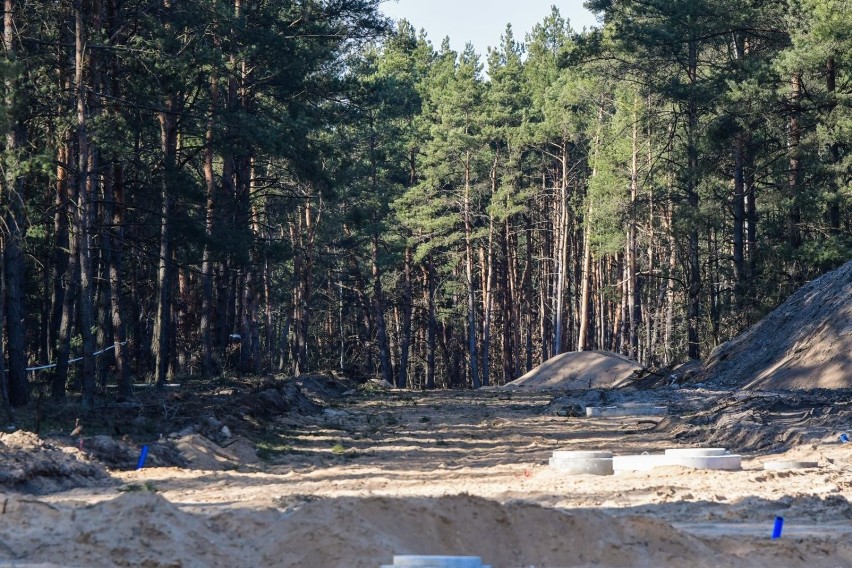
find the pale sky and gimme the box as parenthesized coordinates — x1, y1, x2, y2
(379, 0, 600, 57)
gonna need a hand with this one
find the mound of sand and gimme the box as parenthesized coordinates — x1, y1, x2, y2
(700, 259, 852, 390)
(234, 378, 321, 418)
(506, 350, 644, 390)
(0, 492, 739, 568)
(294, 373, 361, 402)
(0, 431, 109, 493)
(174, 433, 259, 470)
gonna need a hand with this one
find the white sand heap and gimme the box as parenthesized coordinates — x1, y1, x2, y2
(506, 350, 644, 390)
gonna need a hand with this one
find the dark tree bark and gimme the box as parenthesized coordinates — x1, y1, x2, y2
(372, 236, 392, 385)
(75, 0, 97, 409)
(686, 36, 702, 361)
(627, 105, 640, 359)
(463, 153, 479, 388)
(0, 256, 12, 421)
(825, 58, 840, 232)
(154, 104, 177, 387)
(3, 0, 28, 407)
(787, 72, 803, 251)
(397, 247, 412, 388)
(425, 254, 436, 390)
(107, 164, 131, 398)
(50, 137, 71, 364)
(200, 74, 219, 377)
(732, 130, 748, 304)
(500, 220, 514, 384)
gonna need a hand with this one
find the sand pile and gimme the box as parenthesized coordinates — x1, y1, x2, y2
(700, 259, 852, 390)
(294, 373, 361, 402)
(506, 350, 644, 390)
(173, 433, 259, 470)
(0, 431, 109, 493)
(233, 377, 321, 419)
(0, 492, 747, 568)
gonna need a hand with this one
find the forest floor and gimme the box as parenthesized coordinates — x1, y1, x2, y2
(1, 376, 852, 567)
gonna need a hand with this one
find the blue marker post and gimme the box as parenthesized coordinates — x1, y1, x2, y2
(136, 445, 149, 470)
(840, 433, 849, 444)
(772, 516, 784, 539)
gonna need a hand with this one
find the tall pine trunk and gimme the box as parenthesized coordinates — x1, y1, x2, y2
(553, 143, 568, 356)
(579, 103, 605, 352)
(787, 72, 803, 251)
(154, 104, 176, 387)
(76, 0, 97, 409)
(200, 75, 219, 377)
(108, 164, 130, 397)
(425, 254, 436, 390)
(372, 236, 392, 385)
(463, 152, 479, 388)
(825, 58, 840, 232)
(627, 100, 640, 359)
(732, 130, 747, 304)
(0, 257, 12, 420)
(685, 37, 702, 360)
(398, 247, 413, 388)
(50, 136, 71, 363)
(3, 0, 28, 407)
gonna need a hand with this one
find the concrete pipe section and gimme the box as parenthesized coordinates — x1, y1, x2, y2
(664, 448, 728, 457)
(763, 460, 820, 470)
(549, 450, 614, 475)
(552, 450, 613, 459)
(381, 556, 490, 568)
(663, 448, 742, 470)
(614, 448, 741, 472)
(551, 447, 744, 474)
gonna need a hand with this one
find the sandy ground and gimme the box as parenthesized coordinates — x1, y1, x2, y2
(1, 387, 851, 567)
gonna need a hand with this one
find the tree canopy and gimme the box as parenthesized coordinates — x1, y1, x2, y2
(0, 0, 849, 411)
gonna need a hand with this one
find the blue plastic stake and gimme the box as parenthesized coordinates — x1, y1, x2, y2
(772, 516, 784, 539)
(136, 445, 149, 470)
(840, 433, 849, 443)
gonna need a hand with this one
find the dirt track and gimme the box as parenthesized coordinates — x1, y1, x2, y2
(2, 386, 851, 567)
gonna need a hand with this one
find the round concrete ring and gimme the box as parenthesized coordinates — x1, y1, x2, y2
(549, 457, 614, 475)
(551, 450, 613, 459)
(664, 448, 728, 457)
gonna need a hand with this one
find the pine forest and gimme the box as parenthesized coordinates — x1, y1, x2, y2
(0, 0, 850, 414)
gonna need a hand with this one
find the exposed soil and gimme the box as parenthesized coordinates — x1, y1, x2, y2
(699, 259, 852, 390)
(0, 430, 109, 494)
(1, 383, 851, 567)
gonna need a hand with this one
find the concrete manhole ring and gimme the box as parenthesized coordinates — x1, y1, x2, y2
(664, 448, 728, 457)
(666, 454, 742, 470)
(551, 450, 613, 459)
(549, 456, 614, 475)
